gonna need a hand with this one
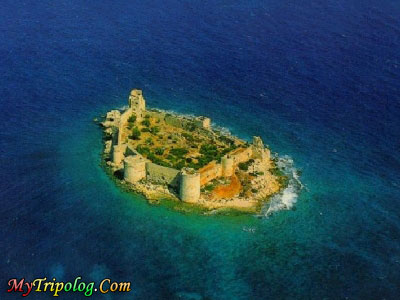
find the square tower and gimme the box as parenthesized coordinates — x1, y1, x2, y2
(128, 89, 146, 120)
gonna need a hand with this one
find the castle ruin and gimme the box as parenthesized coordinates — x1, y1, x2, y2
(102, 89, 274, 205)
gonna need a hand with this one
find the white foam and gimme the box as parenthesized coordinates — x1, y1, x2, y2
(262, 155, 303, 217)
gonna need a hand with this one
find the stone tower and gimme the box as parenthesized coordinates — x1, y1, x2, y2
(221, 155, 234, 177)
(128, 89, 146, 121)
(124, 155, 146, 183)
(179, 168, 201, 203)
(252, 136, 265, 159)
(194, 116, 211, 130)
(112, 144, 127, 165)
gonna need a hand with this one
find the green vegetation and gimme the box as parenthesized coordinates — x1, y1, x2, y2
(218, 135, 235, 145)
(137, 145, 171, 168)
(174, 160, 186, 170)
(128, 115, 137, 123)
(238, 159, 254, 171)
(141, 119, 150, 127)
(202, 179, 219, 192)
(136, 145, 150, 156)
(186, 143, 238, 170)
(200, 144, 218, 156)
(145, 138, 153, 145)
(186, 123, 196, 132)
(182, 132, 194, 142)
(155, 147, 165, 155)
(204, 184, 215, 192)
(270, 167, 284, 177)
(249, 171, 264, 177)
(131, 127, 141, 140)
(169, 148, 189, 158)
(150, 126, 160, 134)
(145, 114, 150, 119)
(141, 127, 150, 132)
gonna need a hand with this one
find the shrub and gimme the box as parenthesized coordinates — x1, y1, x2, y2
(145, 138, 153, 145)
(141, 127, 150, 132)
(155, 147, 165, 155)
(136, 145, 150, 155)
(187, 124, 196, 132)
(174, 160, 186, 169)
(251, 188, 258, 194)
(128, 115, 137, 123)
(238, 162, 249, 171)
(182, 132, 194, 142)
(131, 127, 141, 140)
(200, 144, 218, 156)
(170, 148, 189, 158)
(141, 119, 150, 127)
(145, 114, 150, 119)
(150, 126, 160, 134)
(166, 154, 176, 162)
(204, 184, 215, 192)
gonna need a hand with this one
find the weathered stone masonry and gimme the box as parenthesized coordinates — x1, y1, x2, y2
(106, 89, 271, 204)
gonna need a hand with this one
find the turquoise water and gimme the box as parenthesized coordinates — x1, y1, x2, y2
(1, 0, 400, 299)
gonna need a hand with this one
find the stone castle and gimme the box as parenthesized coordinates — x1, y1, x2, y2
(103, 89, 273, 204)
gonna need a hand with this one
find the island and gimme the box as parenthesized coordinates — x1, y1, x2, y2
(100, 89, 287, 213)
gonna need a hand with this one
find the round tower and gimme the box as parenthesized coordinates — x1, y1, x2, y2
(221, 155, 234, 177)
(112, 144, 126, 165)
(179, 168, 201, 203)
(124, 155, 146, 183)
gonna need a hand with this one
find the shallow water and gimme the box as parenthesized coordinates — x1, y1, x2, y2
(1, 0, 400, 299)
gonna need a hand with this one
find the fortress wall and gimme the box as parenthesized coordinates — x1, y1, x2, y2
(230, 147, 253, 164)
(164, 115, 190, 129)
(199, 161, 222, 186)
(118, 108, 132, 144)
(146, 162, 180, 188)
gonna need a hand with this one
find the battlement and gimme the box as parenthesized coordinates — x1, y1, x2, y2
(102, 90, 278, 208)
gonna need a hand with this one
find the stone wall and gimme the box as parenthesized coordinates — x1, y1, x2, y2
(199, 161, 222, 186)
(146, 162, 180, 188)
(164, 114, 190, 129)
(164, 114, 211, 131)
(230, 147, 253, 164)
(118, 108, 132, 144)
(221, 155, 234, 177)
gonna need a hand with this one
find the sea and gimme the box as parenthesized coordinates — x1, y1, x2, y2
(1, 0, 400, 299)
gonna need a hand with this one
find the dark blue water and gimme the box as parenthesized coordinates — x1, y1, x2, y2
(1, 0, 400, 299)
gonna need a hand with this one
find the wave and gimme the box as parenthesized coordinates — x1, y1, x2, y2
(262, 155, 304, 217)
